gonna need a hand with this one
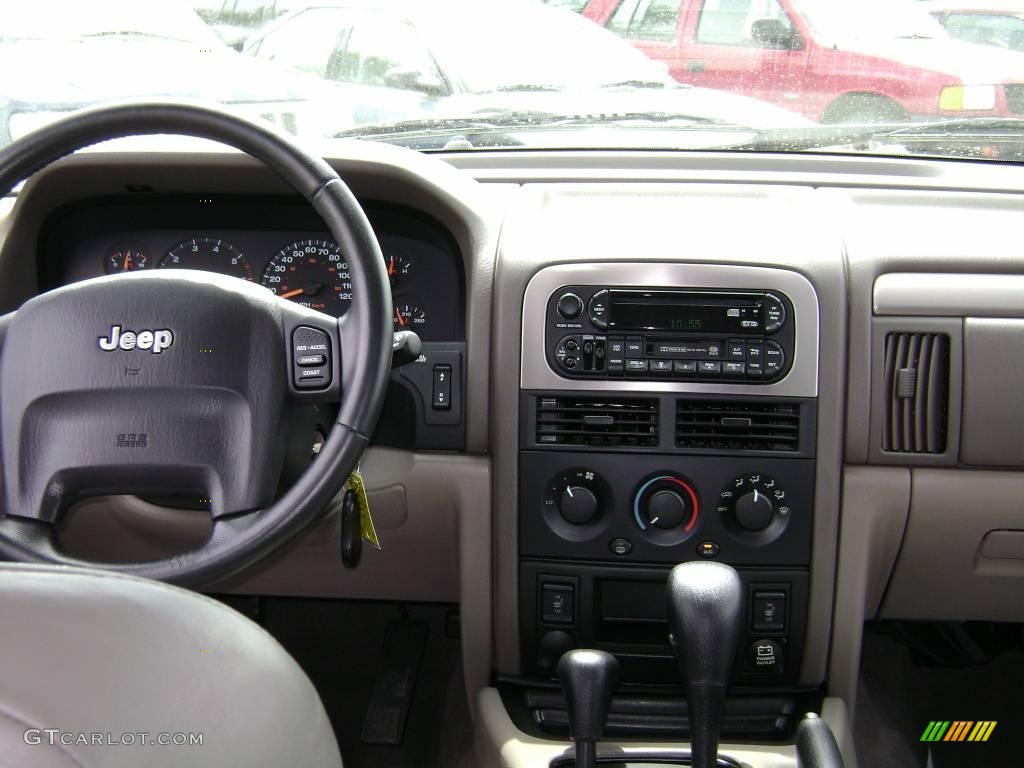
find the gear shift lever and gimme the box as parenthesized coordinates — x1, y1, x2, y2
(666, 561, 743, 768)
(557, 649, 620, 768)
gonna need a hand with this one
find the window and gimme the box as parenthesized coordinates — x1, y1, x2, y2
(608, 0, 681, 41)
(696, 0, 794, 47)
(251, 9, 350, 77)
(943, 13, 1024, 51)
(333, 13, 442, 91)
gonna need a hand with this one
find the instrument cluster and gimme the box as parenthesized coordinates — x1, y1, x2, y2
(44, 199, 463, 341)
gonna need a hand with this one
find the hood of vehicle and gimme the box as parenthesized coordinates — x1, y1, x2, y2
(827, 34, 1024, 83)
(440, 84, 813, 130)
(0, 38, 323, 105)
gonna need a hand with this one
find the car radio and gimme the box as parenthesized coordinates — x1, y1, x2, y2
(546, 286, 795, 383)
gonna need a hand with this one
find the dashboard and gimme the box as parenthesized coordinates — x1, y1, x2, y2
(5, 143, 1024, 768)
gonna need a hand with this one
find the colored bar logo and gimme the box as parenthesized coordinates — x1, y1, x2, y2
(921, 721, 996, 742)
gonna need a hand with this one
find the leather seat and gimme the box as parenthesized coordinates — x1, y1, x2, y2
(0, 563, 343, 768)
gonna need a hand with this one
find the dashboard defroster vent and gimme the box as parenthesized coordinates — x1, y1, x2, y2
(882, 332, 949, 454)
(675, 399, 799, 452)
(537, 397, 659, 447)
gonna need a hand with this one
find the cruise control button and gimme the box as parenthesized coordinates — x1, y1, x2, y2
(698, 361, 721, 377)
(293, 326, 331, 390)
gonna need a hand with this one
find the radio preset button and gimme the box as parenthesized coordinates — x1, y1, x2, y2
(625, 359, 648, 374)
(587, 290, 610, 329)
(765, 294, 786, 333)
(556, 292, 584, 320)
(698, 361, 721, 377)
(674, 360, 697, 376)
(650, 360, 673, 375)
(723, 361, 746, 379)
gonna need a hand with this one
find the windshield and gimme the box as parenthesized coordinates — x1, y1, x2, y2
(3, 0, 1024, 162)
(799, 0, 948, 40)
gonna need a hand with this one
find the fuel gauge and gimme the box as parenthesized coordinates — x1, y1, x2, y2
(105, 245, 149, 274)
(385, 253, 413, 286)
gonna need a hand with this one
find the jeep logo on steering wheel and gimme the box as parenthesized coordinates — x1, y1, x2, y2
(98, 325, 174, 354)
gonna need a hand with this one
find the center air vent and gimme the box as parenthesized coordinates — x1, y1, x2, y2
(537, 397, 659, 447)
(676, 399, 800, 452)
(882, 332, 949, 454)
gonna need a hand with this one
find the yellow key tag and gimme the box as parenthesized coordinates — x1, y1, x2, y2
(345, 467, 381, 551)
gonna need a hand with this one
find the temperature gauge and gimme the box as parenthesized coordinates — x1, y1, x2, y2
(105, 246, 149, 274)
(393, 301, 427, 331)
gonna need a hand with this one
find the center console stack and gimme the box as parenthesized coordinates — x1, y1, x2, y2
(510, 262, 821, 747)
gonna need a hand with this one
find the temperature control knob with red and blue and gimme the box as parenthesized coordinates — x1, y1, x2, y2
(633, 474, 700, 545)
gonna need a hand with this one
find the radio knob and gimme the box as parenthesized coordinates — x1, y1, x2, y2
(556, 292, 584, 320)
(559, 485, 599, 525)
(734, 489, 775, 531)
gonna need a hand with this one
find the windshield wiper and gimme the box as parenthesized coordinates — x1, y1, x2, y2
(78, 31, 194, 43)
(600, 79, 674, 89)
(334, 110, 746, 141)
(331, 110, 754, 150)
(735, 117, 1024, 153)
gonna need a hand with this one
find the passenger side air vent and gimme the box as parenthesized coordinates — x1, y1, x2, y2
(882, 332, 949, 454)
(536, 397, 659, 447)
(675, 399, 800, 452)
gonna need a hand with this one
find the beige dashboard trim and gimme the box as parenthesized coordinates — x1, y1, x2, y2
(874, 272, 1024, 317)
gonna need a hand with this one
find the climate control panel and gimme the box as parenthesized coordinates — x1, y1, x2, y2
(521, 451, 813, 566)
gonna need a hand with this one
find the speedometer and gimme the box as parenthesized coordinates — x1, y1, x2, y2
(261, 239, 353, 316)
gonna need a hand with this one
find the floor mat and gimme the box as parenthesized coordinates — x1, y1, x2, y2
(260, 600, 473, 768)
(856, 625, 1024, 768)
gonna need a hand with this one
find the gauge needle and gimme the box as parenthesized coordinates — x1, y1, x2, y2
(279, 288, 304, 300)
(394, 307, 406, 327)
(388, 255, 396, 276)
(124, 253, 131, 271)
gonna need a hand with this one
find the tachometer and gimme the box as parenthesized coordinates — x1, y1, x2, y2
(261, 239, 353, 316)
(160, 238, 253, 281)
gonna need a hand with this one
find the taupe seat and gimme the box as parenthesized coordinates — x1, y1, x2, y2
(0, 563, 343, 768)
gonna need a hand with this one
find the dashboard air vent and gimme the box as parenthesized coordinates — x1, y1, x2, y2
(537, 397, 659, 447)
(676, 399, 799, 452)
(882, 332, 949, 454)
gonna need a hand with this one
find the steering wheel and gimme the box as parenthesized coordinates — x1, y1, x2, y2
(0, 103, 392, 586)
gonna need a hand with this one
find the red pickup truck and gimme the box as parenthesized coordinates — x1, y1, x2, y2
(580, 0, 1024, 122)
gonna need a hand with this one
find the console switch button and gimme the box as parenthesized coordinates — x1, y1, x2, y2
(432, 365, 452, 410)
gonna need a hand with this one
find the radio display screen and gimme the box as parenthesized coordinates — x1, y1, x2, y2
(608, 291, 763, 333)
